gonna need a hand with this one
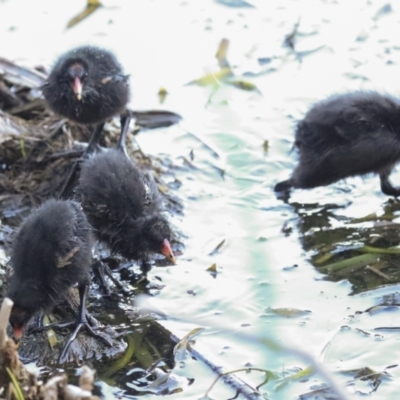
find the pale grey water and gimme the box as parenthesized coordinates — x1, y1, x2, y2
(2, 0, 400, 398)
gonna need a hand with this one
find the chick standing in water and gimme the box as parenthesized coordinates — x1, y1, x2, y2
(7, 199, 109, 361)
(275, 91, 400, 196)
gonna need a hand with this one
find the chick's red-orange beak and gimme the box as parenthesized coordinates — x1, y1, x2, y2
(161, 238, 176, 264)
(12, 325, 23, 344)
(72, 77, 82, 101)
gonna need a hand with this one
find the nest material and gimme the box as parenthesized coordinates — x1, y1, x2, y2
(0, 111, 151, 207)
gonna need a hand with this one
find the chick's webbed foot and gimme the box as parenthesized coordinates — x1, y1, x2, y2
(29, 283, 111, 363)
(60, 283, 111, 362)
(58, 318, 111, 363)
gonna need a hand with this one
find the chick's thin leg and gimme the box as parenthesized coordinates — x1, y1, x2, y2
(59, 283, 111, 362)
(58, 122, 105, 198)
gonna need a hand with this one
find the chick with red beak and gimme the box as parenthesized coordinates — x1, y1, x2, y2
(43, 46, 129, 124)
(68, 63, 85, 101)
(73, 76, 83, 100)
(42, 45, 130, 197)
(7, 199, 110, 361)
(79, 118, 177, 288)
(161, 238, 176, 264)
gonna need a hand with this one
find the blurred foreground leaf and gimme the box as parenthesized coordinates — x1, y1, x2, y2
(6, 368, 25, 400)
(67, 0, 103, 29)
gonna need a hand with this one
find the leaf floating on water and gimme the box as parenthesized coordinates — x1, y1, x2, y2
(207, 263, 218, 273)
(265, 307, 311, 318)
(215, 0, 255, 8)
(131, 110, 182, 129)
(215, 38, 230, 69)
(158, 87, 168, 104)
(315, 244, 400, 270)
(174, 327, 205, 361)
(284, 19, 300, 50)
(208, 238, 226, 256)
(319, 253, 380, 274)
(66, 0, 103, 29)
(313, 252, 335, 265)
(358, 245, 400, 255)
(275, 366, 314, 390)
(373, 3, 392, 21)
(350, 213, 379, 223)
(365, 305, 389, 314)
(340, 365, 389, 387)
(226, 79, 261, 93)
(188, 67, 233, 87)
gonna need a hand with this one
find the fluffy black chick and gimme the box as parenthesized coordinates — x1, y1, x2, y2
(275, 91, 400, 196)
(7, 199, 108, 361)
(42, 45, 129, 127)
(42, 45, 130, 197)
(78, 141, 175, 269)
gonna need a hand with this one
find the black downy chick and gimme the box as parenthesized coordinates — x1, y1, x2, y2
(42, 45, 130, 195)
(78, 129, 176, 274)
(7, 199, 109, 361)
(275, 91, 400, 196)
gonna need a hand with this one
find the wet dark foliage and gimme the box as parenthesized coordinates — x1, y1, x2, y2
(285, 198, 400, 294)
